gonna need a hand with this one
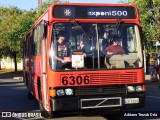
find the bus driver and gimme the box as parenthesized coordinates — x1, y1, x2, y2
(54, 31, 71, 68)
(105, 36, 125, 55)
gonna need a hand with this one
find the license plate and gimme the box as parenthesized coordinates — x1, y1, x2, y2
(125, 98, 139, 104)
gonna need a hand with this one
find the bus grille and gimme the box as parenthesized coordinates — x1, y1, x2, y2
(81, 97, 122, 109)
(89, 72, 138, 85)
(75, 85, 126, 96)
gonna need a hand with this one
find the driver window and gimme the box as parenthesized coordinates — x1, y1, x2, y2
(126, 26, 137, 53)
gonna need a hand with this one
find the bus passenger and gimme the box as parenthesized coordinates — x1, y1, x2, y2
(79, 40, 85, 52)
(105, 36, 125, 55)
(79, 40, 86, 57)
(54, 31, 71, 68)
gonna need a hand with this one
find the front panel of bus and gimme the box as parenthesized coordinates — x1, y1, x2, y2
(48, 4, 145, 113)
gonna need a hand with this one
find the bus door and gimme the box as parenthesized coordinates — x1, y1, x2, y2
(40, 20, 49, 109)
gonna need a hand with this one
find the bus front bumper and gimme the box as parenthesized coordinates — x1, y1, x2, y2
(50, 93, 145, 112)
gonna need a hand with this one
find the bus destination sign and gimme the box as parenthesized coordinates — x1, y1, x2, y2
(53, 6, 136, 19)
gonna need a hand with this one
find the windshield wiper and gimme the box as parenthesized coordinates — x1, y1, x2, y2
(70, 19, 91, 41)
(111, 19, 122, 40)
(115, 19, 122, 30)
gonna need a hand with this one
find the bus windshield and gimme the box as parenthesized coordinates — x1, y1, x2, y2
(49, 22, 143, 70)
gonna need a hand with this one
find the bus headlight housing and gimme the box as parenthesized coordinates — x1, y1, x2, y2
(127, 86, 135, 92)
(65, 88, 73, 95)
(127, 85, 143, 93)
(56, 89, 65, 96)
(56, 88, 74, 96)
(135, 85, 142, 92)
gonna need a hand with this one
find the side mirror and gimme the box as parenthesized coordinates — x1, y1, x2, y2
(39, 20, 48, 40)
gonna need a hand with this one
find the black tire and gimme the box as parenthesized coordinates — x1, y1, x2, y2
(38, 84, 53, 118)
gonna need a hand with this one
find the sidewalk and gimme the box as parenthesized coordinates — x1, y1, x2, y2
(145, 74, 160, 90)
(0, 70, 22, 79)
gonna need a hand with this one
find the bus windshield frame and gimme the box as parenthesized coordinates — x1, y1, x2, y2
(49, 22, 143, 71)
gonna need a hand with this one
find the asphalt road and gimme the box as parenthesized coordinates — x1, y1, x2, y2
(0, 73, 160, 120)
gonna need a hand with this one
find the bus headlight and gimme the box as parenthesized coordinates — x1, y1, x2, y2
(65, 88, 73, 95)
(127, 86, 135, 92)
(136, 85, 142, 92)
(56, 89, 65, 96)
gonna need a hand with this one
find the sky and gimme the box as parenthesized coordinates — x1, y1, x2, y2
(0, 0, 120, 11)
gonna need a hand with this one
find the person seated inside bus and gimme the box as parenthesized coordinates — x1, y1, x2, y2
(54, 31, 71, 69)
(104, 36, 125, 68)
(105, 36, 125, 55)
(78, 40, 86, 57)
(99, 28, 109, 55)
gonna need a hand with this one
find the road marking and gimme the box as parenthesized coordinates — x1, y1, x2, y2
(14, 117, 43, 120)
(147, 96, 160, 98)
(15, 117, 26, 120)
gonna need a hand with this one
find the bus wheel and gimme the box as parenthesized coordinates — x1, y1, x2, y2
(38, 84, 53, 118)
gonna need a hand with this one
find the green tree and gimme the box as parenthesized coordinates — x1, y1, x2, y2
(119, 0, 160, 53)
(0, 7, 15, 70)
(36, 0, 68, 18)
(0, 6, 36, 72)
(8, 10, 36, 72)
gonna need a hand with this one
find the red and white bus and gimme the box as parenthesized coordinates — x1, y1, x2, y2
(23, 3, 145, 117)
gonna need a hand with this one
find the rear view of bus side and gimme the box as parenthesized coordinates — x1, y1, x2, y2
(23, 3, 145, 118)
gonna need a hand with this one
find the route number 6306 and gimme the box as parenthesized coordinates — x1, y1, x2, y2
(61, 75, 90, 86)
